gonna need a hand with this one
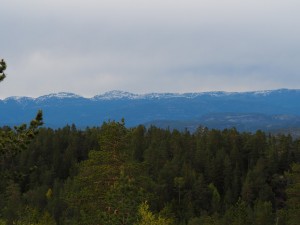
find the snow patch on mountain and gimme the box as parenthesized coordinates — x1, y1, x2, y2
(92, 91, 238, 100)
(143, 93, 184, 99)
(252, 89, 298, 96)
(2, 89, 300, 103)
(36, 92, 83, 102)
(3, 96, 34, 103)
(93, 90, 139, 100)
(253, 90, 273, 96)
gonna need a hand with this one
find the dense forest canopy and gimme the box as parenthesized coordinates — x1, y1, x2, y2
(0, 121, 299, 224)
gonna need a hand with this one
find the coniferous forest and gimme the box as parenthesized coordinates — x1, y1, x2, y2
(1, 120, 300, 225)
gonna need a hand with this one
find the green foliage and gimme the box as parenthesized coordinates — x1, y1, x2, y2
(62, 120, 148, 225)
(222, 199, 252, 225)
(13, 207, 56, 225)
(0, 119, 299, 223)
(174, 176, 185, 205)
(135, 202, 174, 225)
(0, 59, 6, 82)
(285, 163, 300, 225)
(62, 150, 119, 224)
(208, 183, 221, 212)
(99, 119, 128, 154)
(103, 170, 149, 225)
(0, 111, 43, 152)
(0, 59, 48, 223)
(3, 181, 22, 223)
(253, 200, 274, 225)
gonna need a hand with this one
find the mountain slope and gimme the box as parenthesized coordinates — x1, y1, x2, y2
(1, 89, 300, 132)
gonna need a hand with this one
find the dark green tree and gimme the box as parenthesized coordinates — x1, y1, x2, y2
(62, 120, 144, 225)
(284, 163, 300, 225)
(0, 59, 7, 82)
(253, 200, 274, 225)
(135, 202, 174, 225)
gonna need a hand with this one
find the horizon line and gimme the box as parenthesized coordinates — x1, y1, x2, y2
(1, 88, 298, 100)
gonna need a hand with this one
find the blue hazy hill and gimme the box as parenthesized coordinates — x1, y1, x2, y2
(1, 89, 300, 132)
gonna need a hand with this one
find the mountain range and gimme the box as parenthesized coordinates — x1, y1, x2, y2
(1, 89, 300, 133)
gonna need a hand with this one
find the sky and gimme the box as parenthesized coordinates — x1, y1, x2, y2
(1, 0, 300, 98)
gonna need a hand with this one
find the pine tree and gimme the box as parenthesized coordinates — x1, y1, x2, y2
(135, 202, 174, 225)
(62, 120, 144, 225)
(0, 59, 7, 82)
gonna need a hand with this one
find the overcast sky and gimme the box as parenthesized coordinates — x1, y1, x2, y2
(1, 0, 300, 98)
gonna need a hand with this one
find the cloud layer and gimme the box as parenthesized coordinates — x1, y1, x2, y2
(1, 0, 300, 98)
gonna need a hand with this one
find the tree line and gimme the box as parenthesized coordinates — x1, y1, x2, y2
(0, 121, 299, 224)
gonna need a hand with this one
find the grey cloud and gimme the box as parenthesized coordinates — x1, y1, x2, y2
(1, 0, 300, 98)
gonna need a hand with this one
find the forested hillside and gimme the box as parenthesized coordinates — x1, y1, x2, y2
(0, 120, 299, 224)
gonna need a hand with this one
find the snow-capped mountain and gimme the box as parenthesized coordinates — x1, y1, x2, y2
(1, 89, 300, 132)
(38, 92, 82, 99)
(93, 90, 140, 100)
(3, 96, 34, 103)
(36, 92, 84, 102)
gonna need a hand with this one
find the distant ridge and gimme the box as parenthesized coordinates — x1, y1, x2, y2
(2, 88, 299, 101)
(1, 88, 300, 134)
